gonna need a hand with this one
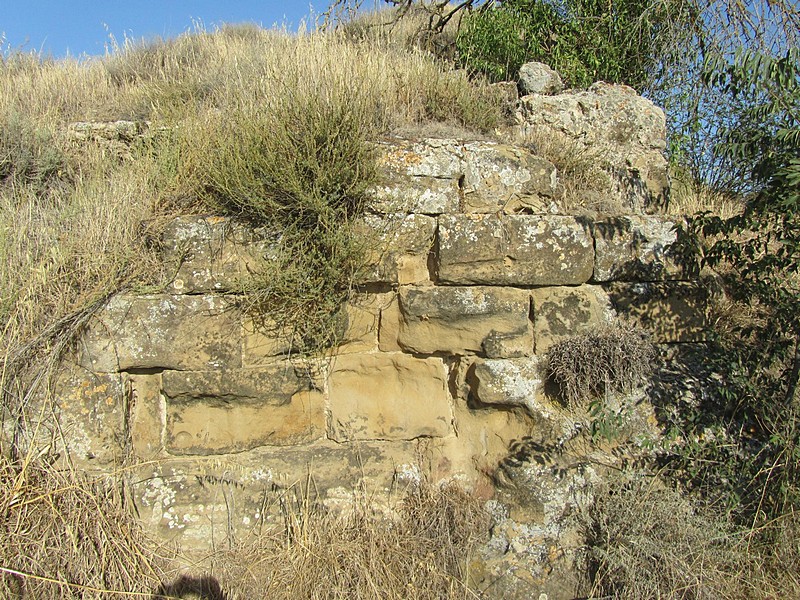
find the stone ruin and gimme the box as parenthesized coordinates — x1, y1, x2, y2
(23, 76, 711, 599)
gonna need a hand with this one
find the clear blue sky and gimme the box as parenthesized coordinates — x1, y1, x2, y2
(1, 1, 337, 58)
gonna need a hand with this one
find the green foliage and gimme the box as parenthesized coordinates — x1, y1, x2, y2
(667, 49, 800, 523)
(456, 0, 687, 89)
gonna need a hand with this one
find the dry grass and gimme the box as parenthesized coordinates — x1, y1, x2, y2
(213, 482, 489, 600)
(0, 453, 171, 599)
(545, 321, 657, 408)
(579, 474, 800, 600)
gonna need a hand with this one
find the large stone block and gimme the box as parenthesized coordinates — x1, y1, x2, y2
(438, 215, 594, 286)
(398, 286, 532, 356)
(368, 176, 460, 215)
(461, 142, 557, 214)
(593, 216, 680, 281)
(606, 281, 709, 342)
(128, 373, 165, 460)
(531, 285, 615, 353)
(132, 441, 419, 548)
(78, 294, 241, 372)
(51, 365, 126, 467)
(163, 366, 324, 454)
(377, 138, 464, 178)
(360, 213, 436, 285)
(328, 353, 452, 441)
(160, 216, 272, 294)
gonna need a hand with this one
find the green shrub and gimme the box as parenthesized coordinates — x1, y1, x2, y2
(0, 112, 68, 195)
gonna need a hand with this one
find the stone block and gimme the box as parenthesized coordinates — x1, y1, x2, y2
(51, 364, 126, 467)
(241, 318, 292, 367)
(593, 216, 680, 281)
(376, 138, 464, 178)
(368, 176, 460, 214)
(606, 281, 709, 342)
(132, 441, 419, 548)
(128, 373, 165, 460)
(378, 293, 402, 352)
(160, 216, 272, 294)
(531, 285, 615, 353)
(78, 294, 241, 372)
(461, 143, 557, 213)
(328, 353, 452, 441)
(163, 366, 324, 454)
(398, 286, 532, 356)
(338, 293, 394, 354)
(360, 213, 436, 285)
(438, 215, 594, 286)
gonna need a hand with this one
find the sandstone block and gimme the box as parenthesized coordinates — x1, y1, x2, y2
(78, 294, 241, 372)
(438, 215, 594, 286)
(132, 441, 418, 547)
(378, 293, 402, 352)
(328, 353, 452, 441)
(593, 216, 680, 281)
(241, 318, 292, 367)
(368, 176, 460, 214)
(128, 373, 165, 460)
(398, 286, 532, 356)
(531, 285, 615, 353)
(163, 366, 324, 454)
(606, 281, 709, 342)
(377, 138, 464, 178)
(51, 365, 126, 467)
(161, 216, 272, 294)
(461, 143, 557, 213)
(338, 293, 394, 354)
(360, 213, 436, 285)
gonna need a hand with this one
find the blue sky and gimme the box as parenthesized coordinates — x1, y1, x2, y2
(1, 1, 337, 58)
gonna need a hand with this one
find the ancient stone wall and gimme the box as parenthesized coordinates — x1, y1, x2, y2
(38, 81, 709, 597)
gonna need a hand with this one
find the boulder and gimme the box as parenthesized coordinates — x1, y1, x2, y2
(518, 62, 564, 96)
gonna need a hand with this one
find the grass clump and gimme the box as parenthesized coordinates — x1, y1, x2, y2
(578, 475, 758, 600)
(545, 321, 656, 407)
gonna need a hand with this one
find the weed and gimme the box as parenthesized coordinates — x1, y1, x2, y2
(545, 321, 657, 408)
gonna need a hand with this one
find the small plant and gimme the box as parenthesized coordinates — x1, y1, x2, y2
(545, 321, 656, 407)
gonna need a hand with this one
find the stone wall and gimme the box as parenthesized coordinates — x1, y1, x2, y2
(37, 82, 708, 597)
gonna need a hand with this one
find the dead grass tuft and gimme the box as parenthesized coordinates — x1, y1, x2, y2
(545, 321, 657, 407)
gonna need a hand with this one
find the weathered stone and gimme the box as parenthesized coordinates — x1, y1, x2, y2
(438, 215, 594, 286)
(338, 293, 394, 354)
(78, 294, 241, 372)
(376, 138, 464, 178)
(467, 357, 575, 438)
(241, 318, 292, 367)
(132, 441, 419, 547)
(606, 281, 709, 342)
(594, 216, 680, 281)
(163, 366, 323, 455)
(51, 364, 126, 467)
(368, 176, 460, 214)
(531, 285, 615, 353)
(518, 62, 564, 96)
(378, 293, 402, 352)
(461, 143, 557, 213)
(161, 216, 272, 294)
(328, 353, 452, 441)
(129, 373, 165, 460)
(360, 213, 436, 285)
(398, 286, 532, 356)
(517, 82, 669, 211)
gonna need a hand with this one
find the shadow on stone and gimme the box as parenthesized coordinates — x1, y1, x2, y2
(152, 575, 228, 600)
